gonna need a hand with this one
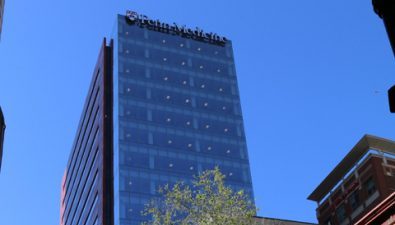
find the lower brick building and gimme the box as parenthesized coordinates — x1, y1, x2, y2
(308, 135, 395, 225)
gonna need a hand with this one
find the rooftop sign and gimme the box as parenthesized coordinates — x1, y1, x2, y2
(125, 10, 227, 46)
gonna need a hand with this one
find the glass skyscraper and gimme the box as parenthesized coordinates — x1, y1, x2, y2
(61, 11, 254, 225)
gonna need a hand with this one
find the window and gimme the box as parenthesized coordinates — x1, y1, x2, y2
(151, 89, 192, 108)
(120, 63, 146, 79)
(202, 164, 244, 182)
(128, 177, 151, 194)
(122, 26, 145, 40)
(153, 133, 196, 151)
(324, 218, 332, 225)
(122, 152, 150, 168)
(335, 204, 347, 223)
(121, 43, 145, 58)
(152, 110, 194, 129)
(123, 107, 147, 121)
(196, 97, 234, 114)
(364, 177, 376, 197)
(194, 78, 231, 95)
(198, 118, 238, 136)
(123, 84, 146, 99)
(348, 191, 360, 211)
(155, 156, 197, 175)
(199, 140, 241, 159)
(123, 129, 149, 144)
(126, 203, 146, 220)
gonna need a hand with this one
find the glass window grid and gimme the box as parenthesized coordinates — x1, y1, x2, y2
(119, 167, 253, 196)
(119, 142, 249, 167)
(118, 138, 246, 162)
(118, 31, 233, 63)
(117, 43, 237, 79)
(118, 120, 245, 145)
(119, 73, 238, 101)
(118, 161, 251, 187)
(116, 16, 255, 224)
(119, 109, 244, 138)
(118, 167, 253, 198)
(119, 97, 240, 120)
(119, 49, 234, 79)
(120, 61, 238, 97)
(118, 89, 240, 119)
(117, 102, 248, 158)
(118, 56, 239, 89)
(117, 142, 250, 174)
(143, 26, 231, 58)
(119, 75, 238, 104)
(119, 98, 243, 123)
(118, 146, 248, 170)
(120, 66, 235, 97)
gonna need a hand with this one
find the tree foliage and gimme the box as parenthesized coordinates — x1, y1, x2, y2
(141, 167, 257, 225)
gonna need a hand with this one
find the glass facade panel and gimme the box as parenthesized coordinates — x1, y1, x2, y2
(194, 77, 232, 95)
(114, 14, 254, 225)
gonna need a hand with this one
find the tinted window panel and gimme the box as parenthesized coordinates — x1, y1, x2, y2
(122, 152, 150, 169)
(196, 97, 233, 114)
(121, 43, 146, 59)
(202, 163, 244, 183)
(121, 63, 146, 80)
(152, 110, 194, 129)
(153, 133, 195, 151)
(151, 89, 192, 108)
(123, 106, 147, 121)
(194, 78, 231, 95)
(124, 129, 149, 144)
(150, 68, 190, 87)
(122, 83, 147, 99)
(155, 156, 197, 175)
(200, 140, 241, 159)
(198, 119, 238, 136)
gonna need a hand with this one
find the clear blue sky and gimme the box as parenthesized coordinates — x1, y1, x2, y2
(0, 0, 394, 224)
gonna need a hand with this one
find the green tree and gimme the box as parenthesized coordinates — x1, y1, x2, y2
(141, 167, 257, 225)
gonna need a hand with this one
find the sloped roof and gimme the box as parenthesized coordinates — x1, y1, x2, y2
(308, 134, 395, 202)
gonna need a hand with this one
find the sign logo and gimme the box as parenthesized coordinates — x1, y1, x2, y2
(125, 10, 227, 46)
(126, 10, 138, 23)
